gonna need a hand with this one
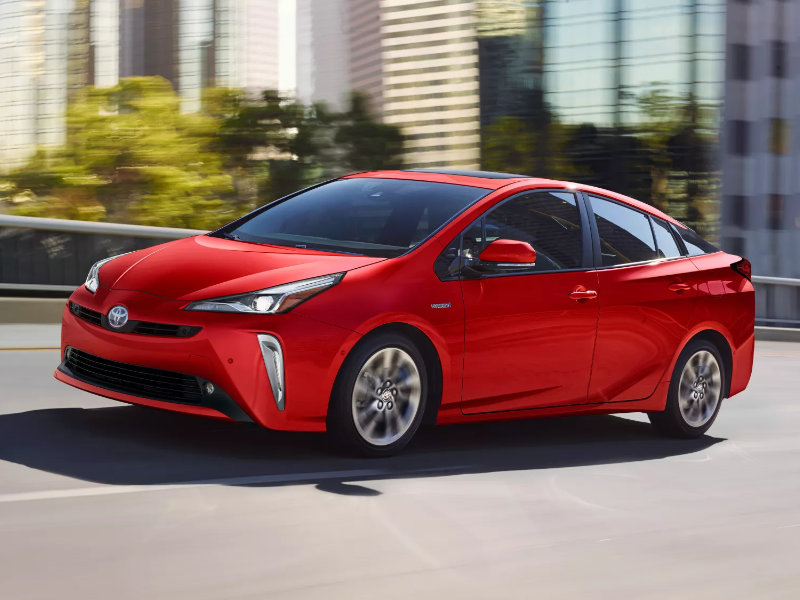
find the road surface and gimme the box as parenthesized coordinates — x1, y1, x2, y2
(0, 334, 799, 599)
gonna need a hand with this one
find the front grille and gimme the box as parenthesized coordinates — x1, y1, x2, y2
(64, 348, 203, 404)
(69, 302, 201, 338)
(70, 303, 102, 326)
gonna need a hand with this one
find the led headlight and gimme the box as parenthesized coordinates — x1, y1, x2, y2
(185, 273, 344, 314)
(84, 255, 127, 293)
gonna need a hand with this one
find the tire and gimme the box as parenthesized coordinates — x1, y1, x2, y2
(648, 338, 726, 438)
(327, 332, 428, 457)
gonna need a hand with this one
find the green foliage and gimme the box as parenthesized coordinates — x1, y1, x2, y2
(334, 92, 404, 172)
(1, 79, 404, 228)
(2, 77, 235, 228)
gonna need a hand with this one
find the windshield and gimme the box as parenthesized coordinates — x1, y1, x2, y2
(213, 177, 490, 258)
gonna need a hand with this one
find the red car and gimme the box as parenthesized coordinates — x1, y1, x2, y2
(56, 169, 755, 455)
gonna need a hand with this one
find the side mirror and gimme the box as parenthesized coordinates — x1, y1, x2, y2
(478, 239, 537, 266)
(463, 239, 537, 278)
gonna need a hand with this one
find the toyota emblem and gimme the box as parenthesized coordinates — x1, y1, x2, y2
(108, 305, 129, 328)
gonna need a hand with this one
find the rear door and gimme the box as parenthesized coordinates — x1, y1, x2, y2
(459, 190, 599, 414)
(584, 193, 700, 404)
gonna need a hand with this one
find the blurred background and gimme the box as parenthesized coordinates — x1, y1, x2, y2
(0, 0, 798, 323)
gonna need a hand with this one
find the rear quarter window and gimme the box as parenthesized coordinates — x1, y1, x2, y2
(673, 225, 719, 256)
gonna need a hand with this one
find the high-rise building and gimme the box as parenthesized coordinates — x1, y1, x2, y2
(214, 0, 280, 93)
(119, 0, 178, 85)
(0, 0, 281, 172)
(379, 0, 481, 168)
(296, 0, 350, 110)
(476, 1, 544, 131)
(1, 0, 79, 170)
(348, 0, 383, 117)
(121, 0, 280, 112)
(720, 0, 800, 282)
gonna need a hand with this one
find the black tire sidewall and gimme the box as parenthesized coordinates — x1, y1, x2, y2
(328, 332, 428, 456)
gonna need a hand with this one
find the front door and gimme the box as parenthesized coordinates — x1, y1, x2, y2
(459, 190, 599, 414)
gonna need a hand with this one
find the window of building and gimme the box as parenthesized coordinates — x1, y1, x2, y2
(730, 120, 749, 155)
(772, 40, 787, 78)
(651, 217, 683, 259)
(476, 191, 584, 272)
(588, 195, 658, 266)
(728, 195, 746, 227)
(769, 194, 784, 230)
(769, 118, 790, 154)
(730, 44, 750, 80)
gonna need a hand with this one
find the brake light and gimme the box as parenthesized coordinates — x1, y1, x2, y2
(731, 258, 751, 281)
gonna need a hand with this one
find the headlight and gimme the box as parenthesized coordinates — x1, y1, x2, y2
(185, 273, 344, 314)
(85, 255, 125, 293)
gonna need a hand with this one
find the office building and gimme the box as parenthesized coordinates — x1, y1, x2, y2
(720, 0, 800, 282)
(297, 0, 350, 110)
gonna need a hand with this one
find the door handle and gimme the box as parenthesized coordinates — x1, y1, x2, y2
(568, 289, 598, 301)
(668, 282, 691, 293)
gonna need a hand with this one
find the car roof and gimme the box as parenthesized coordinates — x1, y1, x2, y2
(344, 169, 683, 227)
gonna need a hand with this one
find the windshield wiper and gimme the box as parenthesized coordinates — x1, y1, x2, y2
(220, 231, 241, 241)
(295, 244, 365, 256)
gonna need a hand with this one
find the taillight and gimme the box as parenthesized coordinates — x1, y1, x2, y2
(731, 258, 751, 281)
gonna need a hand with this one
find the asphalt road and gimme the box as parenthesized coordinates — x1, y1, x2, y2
(0, 339, 799, 599)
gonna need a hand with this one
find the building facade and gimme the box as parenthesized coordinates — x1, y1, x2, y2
(0, 0, 120, 170)
(380, 0, 481, 168)
(720, 0, 800, 281)
(296, 0, 350, 111)
(0, 0, 281, 170)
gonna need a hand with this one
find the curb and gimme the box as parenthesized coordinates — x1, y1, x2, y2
(0, 298, 66, 324)
(754, 326, 800, 343)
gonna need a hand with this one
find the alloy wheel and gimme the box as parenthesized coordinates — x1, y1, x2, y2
(351, 347, 422, 446)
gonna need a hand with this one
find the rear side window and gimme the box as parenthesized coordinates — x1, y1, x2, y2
(588, 195, 658, 266)
(674, 225, 719, 256)
(651, 217, 683, 259)
(482, 191, 583, 271)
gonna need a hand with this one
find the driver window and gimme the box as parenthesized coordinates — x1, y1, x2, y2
(482, 191, 583, 271)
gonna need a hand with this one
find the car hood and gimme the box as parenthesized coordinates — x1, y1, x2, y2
(100, 235, 385, 301)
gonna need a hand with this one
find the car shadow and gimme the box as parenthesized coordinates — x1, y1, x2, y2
(0, 405, 724, 494)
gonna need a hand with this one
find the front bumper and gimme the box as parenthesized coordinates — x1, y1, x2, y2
(55, 285, 357, 431)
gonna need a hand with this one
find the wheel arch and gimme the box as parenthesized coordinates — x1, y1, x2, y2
(329, 322, 444, 426)
(680, 328, 734, 398)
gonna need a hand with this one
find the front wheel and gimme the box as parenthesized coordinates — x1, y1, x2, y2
(328, 333, 428, 456)
(648, 339, 725, 438)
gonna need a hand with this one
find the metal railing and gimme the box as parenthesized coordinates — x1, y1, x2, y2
(1, 214, 798, 327)
(0, 214, 204, 293)
(752, 276, 800, 328)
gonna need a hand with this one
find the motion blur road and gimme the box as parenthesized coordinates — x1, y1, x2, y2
(0, 331, 799, 599)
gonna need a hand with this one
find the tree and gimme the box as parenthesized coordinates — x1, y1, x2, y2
(3, 77, 234, 229)
(334, 92, 404, 172)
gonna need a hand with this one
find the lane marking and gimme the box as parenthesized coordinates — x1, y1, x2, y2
(0, 347, 59, 352)
(0, 465, 469, 504)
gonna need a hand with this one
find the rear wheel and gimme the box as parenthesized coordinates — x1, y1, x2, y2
(648, 339, 725, 438)
(328, 333, 427, 456)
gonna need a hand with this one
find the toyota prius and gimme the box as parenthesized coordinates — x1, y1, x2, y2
(56, 169, 755, 455)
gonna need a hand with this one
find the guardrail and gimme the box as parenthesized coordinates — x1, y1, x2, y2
(1, 214, 798, 326)
(752, 275, 800, 328)
(0, 214, 204, 293)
